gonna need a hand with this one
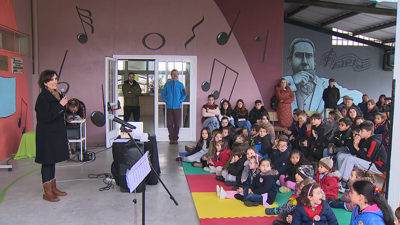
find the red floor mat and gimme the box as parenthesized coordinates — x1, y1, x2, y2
(186, 174, 234, 193)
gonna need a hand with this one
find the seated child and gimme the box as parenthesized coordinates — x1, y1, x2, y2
(239, 147, 258, 187)
(220, 116, 237, 137)
(252, 123, 272, 158)
(249, 99, 269, 125)
(235, 158, 279, 207)
(329, 167, 376, 212)
(323, 117, 353, 160)
(271, 138, 290, 185)
(218, 154, 260, 199)
(217, 144, 247, 186)
(221, 127, 234, 149)
(339, 121, 387, 189)
(304, 113, 328, 162)
(374, 112, 388, 135)
(279, 149, 310, 193)
(350, 180, 394, 225)
(235, 133, 250, 144)
(204, 139, 231, 173)
(196, 130, 222, 168)
(354, 116, 365, 126)
(250, 124, 259, 144)
(316, 157, 340, 200)
(177, 127, 211, 162)
(260, 113, 275, 142)
(292, 183, 338, 225)
(267, 179, 316, 220)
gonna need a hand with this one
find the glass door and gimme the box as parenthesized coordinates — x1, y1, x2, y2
(105, 57, 119, 148)
(154, 57, 196, 141)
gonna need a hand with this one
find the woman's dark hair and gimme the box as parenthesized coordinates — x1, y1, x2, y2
(352, 180, 394, 225)
(299, 183, 321, 207)
(197, 127, 211, 149)
(278, 78, 288, 89)
(220, 100, 233, 117)
(346, 106, 362, 120)
(38, 70, 57, 89)
(207, 94, 215, 100)
(235, 99, 246, 115)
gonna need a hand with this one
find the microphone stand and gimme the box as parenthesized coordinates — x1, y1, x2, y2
(122, 126, 178, 225)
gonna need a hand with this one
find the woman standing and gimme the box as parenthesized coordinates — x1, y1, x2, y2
(35, 70, 69, 202)
(275, 78, 294, 128)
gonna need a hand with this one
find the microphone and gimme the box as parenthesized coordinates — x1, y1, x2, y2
(60, 88, 66, 98)
(108, 114, 136, 129)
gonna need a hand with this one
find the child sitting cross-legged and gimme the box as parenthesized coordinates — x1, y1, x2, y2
(329, 167, 376, 212)
(316, 157, 341, 200)
(292, 183, 338, 225)
(279, 149, 311, 193)
(349, 180, 394, 225)
(218, 154, 260, 199)
(234, 158, 278, 207)
(216, 144, 247, 187)
(204, 139, 231, 173)
(270, 138, 290, 192)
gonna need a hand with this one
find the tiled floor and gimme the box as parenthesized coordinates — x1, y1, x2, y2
(0, 141, 199, 225)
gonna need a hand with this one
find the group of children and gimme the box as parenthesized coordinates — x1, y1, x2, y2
(176, 95, 396, 224)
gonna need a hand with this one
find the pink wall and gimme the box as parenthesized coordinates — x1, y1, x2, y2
(34, 0, 284, 143)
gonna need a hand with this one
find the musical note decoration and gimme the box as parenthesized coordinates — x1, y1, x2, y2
(255, 30, 269, 63)
(216, 11, 240, 45)
(201, 58, 239, 101)
(76, 6, 94, 44)
(184, 16, 205, 49)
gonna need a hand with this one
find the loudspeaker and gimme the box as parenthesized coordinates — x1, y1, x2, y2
(117, 145, 145, 193)
(66, 126, 80, 139)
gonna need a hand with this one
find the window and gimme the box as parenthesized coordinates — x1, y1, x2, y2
(0, 26, 30, 55)
(331, 27, 394, 47)
(117, 59, 155, 95)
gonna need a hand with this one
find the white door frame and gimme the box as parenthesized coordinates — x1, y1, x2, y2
(113, 55, 197, 142)
(105, 57, 119, 148)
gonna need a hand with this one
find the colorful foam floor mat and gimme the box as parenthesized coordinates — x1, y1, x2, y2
(180, 154, 352, 224)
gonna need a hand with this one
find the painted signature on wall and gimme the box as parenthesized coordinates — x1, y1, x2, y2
(319, 48, 371, 72)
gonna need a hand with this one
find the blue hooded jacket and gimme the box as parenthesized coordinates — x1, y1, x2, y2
(161, 80, 187, 109)
(350, 204, 385, 225)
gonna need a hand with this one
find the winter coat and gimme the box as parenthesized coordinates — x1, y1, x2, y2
(122, 80, 141, 106)
(35, 88, 69, 164)
(350, 204, 385, 225)
(161, 80, 187, 109)
(358, 101, 368, 114)
(227, 155, 247, 187)
(271, 149, 290, 175)
(219, 122, 237, 137)
(308, 123, 328, 150)
(292, 200, 338, 225)
(323, 86, 340, 109)
(363, 106, 379, 122)
(249, 106, 268, 125)
(329, 128, 353, 154)
(211, 148, 231, 167)
(233, 108, 249, 128)
(356, 134, 387, 173)
(242, 168, 258, 188)
(253, 134, 272, 158)
(249, 169, 279, 205)
(316, 170, 340, 199)
(275, 86, 294, 128)
(374, 121, 388, 135)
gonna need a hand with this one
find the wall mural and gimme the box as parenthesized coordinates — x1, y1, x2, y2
(76, 6, 94, 44)
(0, 76, 16, 118)
(283, 38, 363, 113)
(201, 58, 239, 102)
(319, 48, 371, 72)
(184, 16, 204, 49)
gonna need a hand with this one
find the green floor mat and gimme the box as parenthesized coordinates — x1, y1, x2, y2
(332, 207, 352, 225)
(182, 162, 212, 175)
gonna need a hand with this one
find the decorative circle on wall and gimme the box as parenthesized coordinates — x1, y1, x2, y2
(142, 33, 166, 50)
(201, 81, 210, 92)
(77, 33, 88, 44)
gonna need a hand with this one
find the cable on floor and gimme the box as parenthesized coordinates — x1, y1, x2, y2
(88, 173, 114, 191)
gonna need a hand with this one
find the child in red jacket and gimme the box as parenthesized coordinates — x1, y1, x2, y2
(316, 157, 340, 199)
(205, 139, 231, 173)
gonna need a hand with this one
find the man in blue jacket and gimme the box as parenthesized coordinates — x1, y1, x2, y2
(161, 69, 187, 144)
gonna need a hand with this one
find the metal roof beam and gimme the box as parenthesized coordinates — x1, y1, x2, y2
(353, 21, 396, 36)
(319, 3, 377, 27)
(286, 5, 310, 17)
(285, 0, 396, 16)
(382, 38, 395, 44)
(284, 18, 394, 50)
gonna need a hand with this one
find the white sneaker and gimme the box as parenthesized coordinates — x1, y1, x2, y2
(338, 183, 348, 194)
(220, 187, 227, 199)
(216, 185, 220, 197)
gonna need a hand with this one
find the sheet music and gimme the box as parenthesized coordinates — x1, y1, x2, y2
(126, 151, 151, 193)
